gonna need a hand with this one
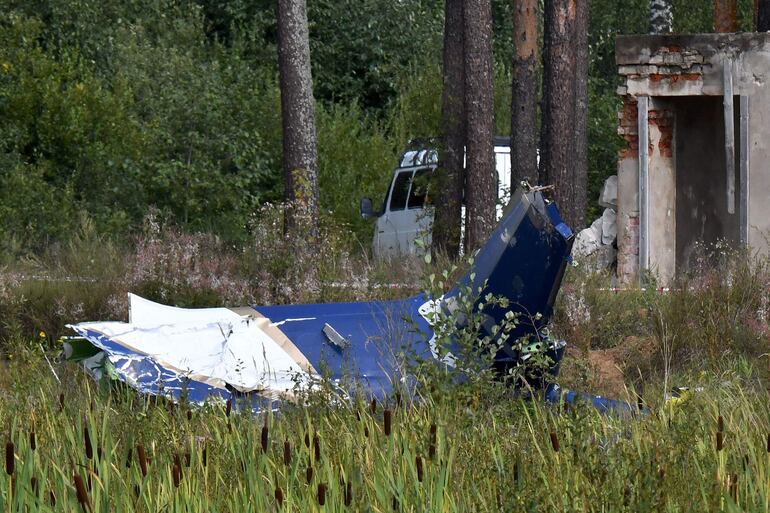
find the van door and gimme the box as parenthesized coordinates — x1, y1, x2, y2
(375, 169, 412, 258)
(374, 167, 433, 258)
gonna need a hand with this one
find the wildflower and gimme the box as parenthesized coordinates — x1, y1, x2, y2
(39, 331, 46, 339)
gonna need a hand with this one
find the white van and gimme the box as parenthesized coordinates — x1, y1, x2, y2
(360, 138, 512, 259)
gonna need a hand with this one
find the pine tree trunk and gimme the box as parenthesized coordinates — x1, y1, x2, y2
(463, 0, 496, 252)
(758, 0, 770, 31)
(572, 0, 588, 229)
(715, 0, 737, 32)
(541, 0, 578, 226)
(277, 0, 319, 240)
(511, 0, 538, 187)
(650, 0, 673, 33)
(435, 0, 465, 257)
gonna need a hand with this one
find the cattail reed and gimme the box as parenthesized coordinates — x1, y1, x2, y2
(126, 446, 132, 468)
(314, 433, 321, 461)
(766, 433, 769, 453)
(83, 424, 93, 460)
(59, 393, 65, 412)
(717, 415, 724, 432)
(173, 453, 182, 470)
(304, 432, 310, 448)
(549, 432, 560, 452)
(227, 421, 232, 433)
(73, 473, 90, 511)
(261, 419, 269, 453)
(283, 440, 291, 465)
(344, 480, 352, 506)
(186, 410, 192, 421)
(716, 431, 724, 451)
(275, 486, 284, 507)
(513, 460, 519, 485)
(5, 441, 14, 475)
(317, 482, 327, 506)
(137, 444, 148, 477)
(416, 455, 424, 483)
(202, 444, 207, 467)
(225, 398, 232, 417)
(430, 423, 437, 444)
(29, 427, 36, 451)
(364, 426, 369, 438)
(172, 463, 181, 488)
(383, 409, 392, 436)
(370, 398, 377, 415)
(31, 475, 38, 496)
(729, 473, 738, 501)
(429, 443, 436, 460)
(306, 465, 314, 484)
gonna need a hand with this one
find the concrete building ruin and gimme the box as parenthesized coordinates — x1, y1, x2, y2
(615, 33, 770, 284)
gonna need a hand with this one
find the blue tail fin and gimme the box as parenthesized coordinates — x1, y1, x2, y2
(446, 187, 574, 368)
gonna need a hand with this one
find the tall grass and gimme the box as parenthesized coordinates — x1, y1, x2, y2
(0, 356, 769, 512)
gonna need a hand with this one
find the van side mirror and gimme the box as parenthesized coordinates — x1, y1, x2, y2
(360, 197, 376, 219)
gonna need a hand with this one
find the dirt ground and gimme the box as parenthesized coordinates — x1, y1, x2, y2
(560, 336, 659, 399)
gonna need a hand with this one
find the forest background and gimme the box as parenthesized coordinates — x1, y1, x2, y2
(0, 0, 759, 255)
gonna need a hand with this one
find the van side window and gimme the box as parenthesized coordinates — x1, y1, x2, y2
(408, 168, 431, 209)
(389, 170, 412, 211)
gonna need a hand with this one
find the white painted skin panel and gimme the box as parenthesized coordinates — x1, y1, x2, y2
(77, 295, 308, 393)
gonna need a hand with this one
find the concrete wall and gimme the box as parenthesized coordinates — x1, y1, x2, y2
(647, 100, 676, 283)
(747, 71, 770, 254)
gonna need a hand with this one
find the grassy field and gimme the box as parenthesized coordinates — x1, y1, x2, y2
(1, 226, 770, 511)
(1, 355, 769, 512)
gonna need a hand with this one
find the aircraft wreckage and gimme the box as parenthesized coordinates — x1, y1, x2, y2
(66, 186, 633, 413)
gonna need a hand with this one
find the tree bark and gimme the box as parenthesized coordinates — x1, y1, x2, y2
(277, 0, 319, 241)
(463, 0, 496, 252)
(541, 0, 578, 226)
(715, 0, 737, 32)
(650, 0, 673, 34)
(572, 0, 588, 229)
(434, 0, 465, 257)
(511, 0, 538, 187)
(758, 0, 770, 31)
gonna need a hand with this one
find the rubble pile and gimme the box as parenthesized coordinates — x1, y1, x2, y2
(573, 176, 617, 270)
